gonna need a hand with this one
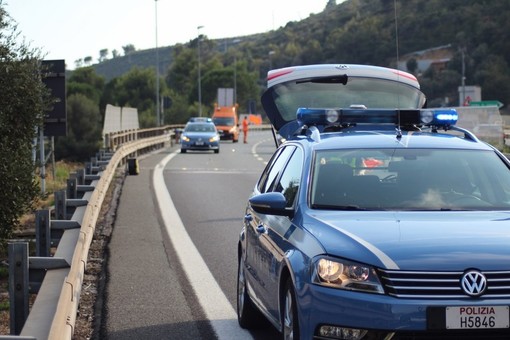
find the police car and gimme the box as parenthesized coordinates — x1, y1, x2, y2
(237, 64, 510, 339)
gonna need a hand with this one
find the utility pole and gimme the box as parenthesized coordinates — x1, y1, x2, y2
(155, 0, 160, 125)
(197, 25, 204, 116)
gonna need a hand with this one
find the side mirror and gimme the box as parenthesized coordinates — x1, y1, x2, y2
(249, 192, 293, 217)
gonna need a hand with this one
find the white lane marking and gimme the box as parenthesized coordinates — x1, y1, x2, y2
(252, 138, 272, 165)
(153, 151, 254, 340)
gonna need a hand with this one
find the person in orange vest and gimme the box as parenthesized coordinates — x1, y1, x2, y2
(242, 116, 249, 143)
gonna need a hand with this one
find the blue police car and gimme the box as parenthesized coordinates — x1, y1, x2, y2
(237, 64, 510, 339)
(180, 120, 220, 154)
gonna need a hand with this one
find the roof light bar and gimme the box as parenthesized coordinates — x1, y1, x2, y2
(296, 108, 458, 128)
(420, 109, 458, 126)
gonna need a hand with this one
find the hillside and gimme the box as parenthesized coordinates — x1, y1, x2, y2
(93, 46, 173, 81)
(90, 0, 510, 108)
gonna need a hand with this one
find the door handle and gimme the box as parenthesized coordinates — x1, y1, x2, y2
(256, 225, 266, 234)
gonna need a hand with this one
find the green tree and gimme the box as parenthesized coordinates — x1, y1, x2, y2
(420, 69, 461, 107)
(474, 55, 510, 104)
(122, 44, 136, 55)
(55, 67, 105, 161)
(407, 58, 418, 75)
(0, 2, 49, 249)
(106, 67, 162, 127)
(55, 94, 102, 161)
(99, 48, 109, 63)
(67, 67, 105, 104)
(165, 89, 195, 124)
(166, 44, 196, 98)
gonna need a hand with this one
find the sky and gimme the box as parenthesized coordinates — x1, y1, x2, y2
(5, 0, 329, 69)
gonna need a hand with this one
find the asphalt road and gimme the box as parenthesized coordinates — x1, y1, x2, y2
(102, 130, 281, 339)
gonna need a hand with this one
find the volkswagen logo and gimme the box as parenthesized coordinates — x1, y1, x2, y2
(461, 271, 487, 297)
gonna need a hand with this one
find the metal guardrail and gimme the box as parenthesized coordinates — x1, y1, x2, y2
(3, 127, 173, 339)
(104, 124, 183, 151)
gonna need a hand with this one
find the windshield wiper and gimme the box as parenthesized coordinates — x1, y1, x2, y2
(296, 74, 348, 85)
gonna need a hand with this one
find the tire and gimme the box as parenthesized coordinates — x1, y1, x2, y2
(180, 149, 186, 153)
(214, 149, 219, 154)
(282, 279, 300, 340)
(237, 256, 264, 329)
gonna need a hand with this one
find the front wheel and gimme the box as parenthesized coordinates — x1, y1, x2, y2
(237, 256, 264, 328)
(282, 279, 300, 340)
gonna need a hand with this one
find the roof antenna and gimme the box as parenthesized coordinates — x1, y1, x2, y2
(394, 0, 402, 140)
(394, 0, 400, 70)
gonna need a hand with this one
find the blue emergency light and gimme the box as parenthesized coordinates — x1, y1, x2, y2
(419, 109, 458, 126)
(296, 108, 458, 128)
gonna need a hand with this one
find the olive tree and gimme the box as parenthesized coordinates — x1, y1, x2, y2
(0, 2, 49, 251)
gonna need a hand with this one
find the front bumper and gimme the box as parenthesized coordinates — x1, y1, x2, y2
(181, 141, 219, 151)
(301, 283, 510, 339)
(218, 129, 238, 140)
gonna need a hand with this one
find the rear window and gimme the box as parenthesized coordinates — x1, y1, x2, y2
(269, 76, 426, 125)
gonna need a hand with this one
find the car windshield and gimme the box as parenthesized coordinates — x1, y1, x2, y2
(185, 123, 216, 132)
(271, 76, 426, 124)
(213, 117, 235, 126)
(311, 148, 510, 211)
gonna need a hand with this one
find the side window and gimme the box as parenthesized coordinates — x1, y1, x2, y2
(274, 148, 303, 207)
(257, 146, 296, 193)
(257, 147, 283, 193)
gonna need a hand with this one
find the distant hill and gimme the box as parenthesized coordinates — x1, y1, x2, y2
(91, 0, 510, 76)
(89, 0, 510, 107)
(93, 46, 173, 81)
(92, 34, 263, 81)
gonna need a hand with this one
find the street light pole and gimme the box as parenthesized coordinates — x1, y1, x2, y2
(461, 47, 466, 105)
(232, 39, 241, 105)
(197, 25, 204, 117)
(155, 0, 160, 126)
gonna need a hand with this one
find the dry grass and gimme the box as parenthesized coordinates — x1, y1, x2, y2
(0, 161, 83, 335)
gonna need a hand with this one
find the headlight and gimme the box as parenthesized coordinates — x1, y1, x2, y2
(313, 257, 384, 294)
(209, 135, 219, 142)
(181, 136, 190, 142)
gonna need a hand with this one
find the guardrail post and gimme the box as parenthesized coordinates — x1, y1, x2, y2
(76, 168, 85, 185)
(100, 149, 111, 160)
(85, 162, 92, 175)
(104, 133, 111, 151)
(8, 241, 29, 335)
(54, 190, 67, 220)
(35, 210, 51, 257)
(67, 177, 78, 199)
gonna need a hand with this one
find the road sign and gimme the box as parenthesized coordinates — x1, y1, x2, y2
(470, 100, 504, 109)
(42, 60, 67, 136)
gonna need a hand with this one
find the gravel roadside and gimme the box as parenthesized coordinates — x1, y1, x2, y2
(74, 169, 125, 339)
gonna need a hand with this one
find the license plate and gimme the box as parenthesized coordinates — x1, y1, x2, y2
(195, 142, 204, 146)
(446, 306, 509, 329)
